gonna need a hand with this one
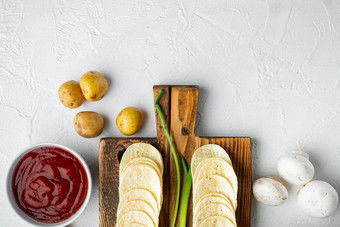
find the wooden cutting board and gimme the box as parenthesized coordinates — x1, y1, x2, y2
(99, 85, 252, 227)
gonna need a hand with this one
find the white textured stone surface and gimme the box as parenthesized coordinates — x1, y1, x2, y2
(1, 0, 340, 226)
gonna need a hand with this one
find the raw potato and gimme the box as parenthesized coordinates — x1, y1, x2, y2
(80, 71, 108, 101)
(73, 111, 104, 138)
(58, 80, 85, 108)
(116, 107, 144, 135)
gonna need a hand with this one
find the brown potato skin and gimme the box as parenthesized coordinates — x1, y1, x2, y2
(116, 107, 144, 136)
(80, 71, 108, 101)
(73, 111, 105, 138)
(58, 80, 85, 108)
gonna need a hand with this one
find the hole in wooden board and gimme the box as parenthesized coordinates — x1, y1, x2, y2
(182, 127, 189, 135)
(117, 147, 126, 163)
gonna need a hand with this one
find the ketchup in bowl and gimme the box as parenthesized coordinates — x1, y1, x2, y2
(12, 146, 89, 223)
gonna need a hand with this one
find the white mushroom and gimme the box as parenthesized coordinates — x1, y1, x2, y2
(277, 151, 314, 185)
(291, 150, 309, 159)
(253, 176, 289, 206)
(297, 180, 338, 218)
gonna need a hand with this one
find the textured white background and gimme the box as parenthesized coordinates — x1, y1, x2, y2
(1, 0, 340, 226)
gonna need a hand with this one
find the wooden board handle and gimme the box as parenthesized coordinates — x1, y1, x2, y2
(171, 86, 199, 137)
(170, 86, 199, 161)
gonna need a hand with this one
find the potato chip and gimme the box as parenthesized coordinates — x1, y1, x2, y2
(194, 203, 236, 227)
(117, 200, 157, 226)
(117, 143, 163, 226)
(118, 188, 159, 214)
(192, 145, 237, 227)
(119, 164, 162, 209)
(194, 158, 237, 199)
(193, 175, 237, 210)
(120, 143, 163, 175)
(191, 144, 232, 177)
(120, 157, 162, 185)
(194, 192, 233, 210)
(198, 216, 235, 227)
(117, 210, 154, 227)
(193, 195, 234, 219)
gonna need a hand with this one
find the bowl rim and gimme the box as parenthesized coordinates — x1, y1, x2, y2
(6, 142, 92, 227)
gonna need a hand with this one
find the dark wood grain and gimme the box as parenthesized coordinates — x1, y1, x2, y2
(99, 86, 252, 227)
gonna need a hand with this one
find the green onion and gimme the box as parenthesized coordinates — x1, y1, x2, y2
(179, 165, 192, 227)
(155, 89, 181, 227)
(179, 154, 188, 176)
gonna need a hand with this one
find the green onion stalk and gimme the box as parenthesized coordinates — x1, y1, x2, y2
(155, 89, 181, 227)
(179, 155, 192, 227)
(179, 154, 188, 175)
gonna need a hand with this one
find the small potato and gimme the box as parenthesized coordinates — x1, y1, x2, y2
(116, 107, 144, 136)
(58, 80, 85, 108)
(74, 111, 104, 138)
(80, 71, 108, 101)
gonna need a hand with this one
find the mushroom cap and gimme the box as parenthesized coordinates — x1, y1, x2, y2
(297, 180, 338, 218)
(291, 150, 309, 160)
(277, 153, 314, 185)
(253, 176, 288, 206)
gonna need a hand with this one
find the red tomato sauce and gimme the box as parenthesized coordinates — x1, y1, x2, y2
(12, 146, 88, 223)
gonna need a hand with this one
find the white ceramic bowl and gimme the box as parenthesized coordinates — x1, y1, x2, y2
(6, 143, 92, 227)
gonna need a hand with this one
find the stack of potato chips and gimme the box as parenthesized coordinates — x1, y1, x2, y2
(191, 144, 238, 227)
(117, 143, 163, 227)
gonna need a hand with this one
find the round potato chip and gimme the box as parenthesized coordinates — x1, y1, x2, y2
(193, 175, 237, 210)
(120, 143, 163, 175)
(118, 188, 159, 214)
(117, 210, 154, 227)
(194, 158, 238, 199)
(193, 195, 234, 220)
(199, 216, 235, 227)
(191, 144, 232, 177)
(194, 203, 236, 227)
(119, 164, 162, 209)
(128, 223, 147, 227)
(117, 200, 158, 226)
(120, 157, 162, 185)
(194, 192, 233, 211)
